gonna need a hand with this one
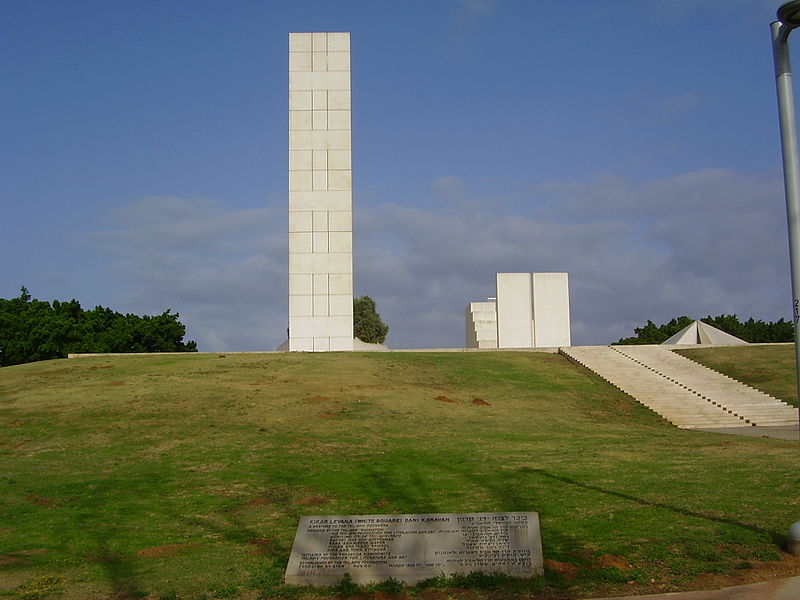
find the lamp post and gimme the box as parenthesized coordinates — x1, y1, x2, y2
(772, 0, 800, 557)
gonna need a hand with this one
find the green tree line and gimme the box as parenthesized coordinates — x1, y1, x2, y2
(614, 314, 794, 345)
(0, 287, 197, 366)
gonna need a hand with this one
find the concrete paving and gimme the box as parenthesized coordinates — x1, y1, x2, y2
(591, 576, 800, 600)
(697, 425, 800, 441)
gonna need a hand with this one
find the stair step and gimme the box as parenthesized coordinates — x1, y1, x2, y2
(560, 345, 797, 430)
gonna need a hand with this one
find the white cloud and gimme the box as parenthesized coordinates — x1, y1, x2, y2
(651, 0, 776, 22)
(661, 91, 702, 115)
(93, 196, 287, 351)
(450, 0, 497, 39)
(432, 175, 469, 198)
(460, 0, 494, 18)
(92, 169, 792, 351)
(356, 168, 790, 347)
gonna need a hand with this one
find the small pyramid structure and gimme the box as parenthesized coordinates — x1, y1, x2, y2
(661, 320, 747, 345)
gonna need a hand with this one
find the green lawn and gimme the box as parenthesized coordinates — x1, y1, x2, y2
(1, 351, 799, 600)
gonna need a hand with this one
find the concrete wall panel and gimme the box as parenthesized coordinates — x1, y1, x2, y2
(289, 191, 351, 211)
(288, 232, 313, 254)
(328, 273, 352, 294)
(329, 336, 355, 351)
(496, 274, 533, 348)
(328, 211, 351, 231)
(289, 91, 312, 110)
(532, 273, 570, 347)
(289, 274, 313, 295)
(290, 315, 353, 338)
(289, 211, 313, 233)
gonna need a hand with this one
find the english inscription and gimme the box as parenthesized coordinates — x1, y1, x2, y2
(285, 511, 543, 586)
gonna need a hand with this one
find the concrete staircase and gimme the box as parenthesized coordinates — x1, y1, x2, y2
(560, 345, 799, 429)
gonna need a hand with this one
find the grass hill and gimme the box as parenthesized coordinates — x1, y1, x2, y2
(1, 348, 799, 600)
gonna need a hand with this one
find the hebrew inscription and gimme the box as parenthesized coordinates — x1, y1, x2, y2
(285, 512, 543, 585)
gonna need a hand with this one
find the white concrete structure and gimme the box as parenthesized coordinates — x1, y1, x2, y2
(288, 32, 353, 351)
(466, 273, 571, 349)
(465, 301, 498, 349)
(661, 320, 748, 345)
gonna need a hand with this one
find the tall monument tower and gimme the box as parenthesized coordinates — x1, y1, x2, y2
(288, 32, 354, 351)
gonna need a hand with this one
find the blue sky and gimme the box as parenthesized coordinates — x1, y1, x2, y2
(1, 0, 795, 350)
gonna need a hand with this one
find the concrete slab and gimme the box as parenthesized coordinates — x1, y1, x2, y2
(697, 425, 799, 441)
(591, 576, 800, 600)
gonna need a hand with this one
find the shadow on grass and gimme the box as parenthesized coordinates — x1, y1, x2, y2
(356, 459, 585, 568)
(523, 467, 784, 545)
(89, 531, 146, 600)
(353, 457, 784, 566)
(358, 464, 441, 514)
(175, 505, 290, 554)
(358, 451, 556, 515)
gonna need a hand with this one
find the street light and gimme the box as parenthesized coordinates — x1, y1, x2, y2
(771, 0, 800, 558)
(778, 0, 800, 26)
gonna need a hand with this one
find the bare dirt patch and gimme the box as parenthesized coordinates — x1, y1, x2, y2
(435, 395, 457, 403)
(544, 559, 579, 580)
(472, 397, 490, 406)
(0, 549, 47, 566)
(33, 368, 74, 377)
(88, 365, 115, 370)
(26, 494, 58, 508)
(306, 395, 330, 402)
(242, 496, 272, 507)
(298, 495, 328, 506)
(106, 381, 124, 387)
(247, 538, 275, 555)
(16, 549, 47, 556)
(8, 439, 31, 451)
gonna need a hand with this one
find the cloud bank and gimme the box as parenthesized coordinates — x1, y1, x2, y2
(93, 169, 791, 351)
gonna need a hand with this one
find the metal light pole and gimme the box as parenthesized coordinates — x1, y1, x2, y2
(772, 0, 800, 557)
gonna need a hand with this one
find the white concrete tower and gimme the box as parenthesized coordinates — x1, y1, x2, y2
(288, 32, 354, 351)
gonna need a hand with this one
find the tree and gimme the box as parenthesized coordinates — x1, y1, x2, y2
(353, 295, 389, 344)
(614, 316, 693, 345)
(0, 287, 197, 366)
(614, 314, 794, 345)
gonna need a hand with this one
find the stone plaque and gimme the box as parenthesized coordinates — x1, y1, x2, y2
(285, 511, 543, 586)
